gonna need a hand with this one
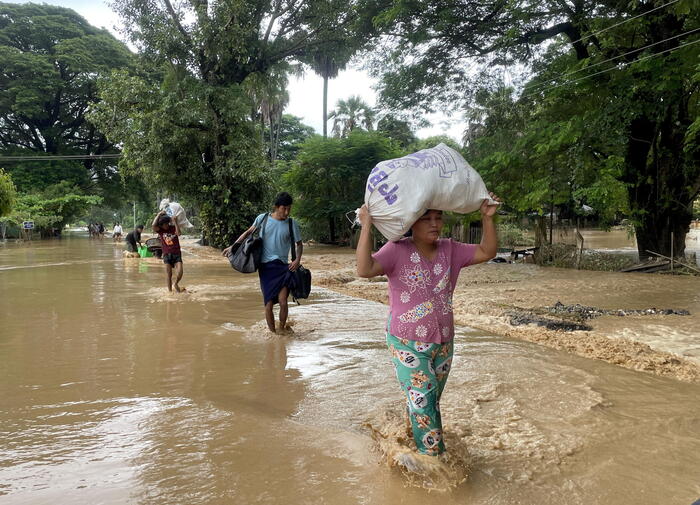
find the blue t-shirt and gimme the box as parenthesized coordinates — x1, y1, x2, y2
(253, 213, 302, 264)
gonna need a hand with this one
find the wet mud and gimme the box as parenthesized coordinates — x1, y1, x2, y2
(507, 310, 593, 331)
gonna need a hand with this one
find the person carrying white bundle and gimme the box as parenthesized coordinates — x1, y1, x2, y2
(356, 190, 501, 463)
(159, 198, 194, 229)
(364, 143, 498, 241)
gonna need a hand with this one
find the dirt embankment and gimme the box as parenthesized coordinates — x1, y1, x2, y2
(300, 246, 700, 383)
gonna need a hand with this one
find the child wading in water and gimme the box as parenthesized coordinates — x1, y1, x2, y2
(152, 211, 185, 292)
(356, 194, 500, 459)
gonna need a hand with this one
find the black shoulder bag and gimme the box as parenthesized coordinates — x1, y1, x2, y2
(229, 213, 269, 273)
(288, 218, 311, 302)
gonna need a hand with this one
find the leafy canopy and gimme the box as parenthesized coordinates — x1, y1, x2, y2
(91, 0, 362, 246)
(367, 0, 700, 256)
(284, 130, 403, 241)
(0, 168, 16, 217)
(0, 2, 140, 223)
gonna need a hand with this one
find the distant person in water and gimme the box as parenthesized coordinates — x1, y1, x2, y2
(125, 224, 144, 253)
(152, 211, 184, 292)
(113, 223, 123, 242)
(356, 193, 500, 459)
(222, 192, 302, 333)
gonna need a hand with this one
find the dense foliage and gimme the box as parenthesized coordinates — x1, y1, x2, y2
(368, 0, 700, 257)
(0, 168, 16, 217)
(89, 0, 361, 247)
(0, 2, 143, 234)
(1, 187, 102, 236)
(284, 130, 403, 242)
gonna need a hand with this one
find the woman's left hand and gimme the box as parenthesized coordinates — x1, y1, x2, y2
(480, 192, 501, 218)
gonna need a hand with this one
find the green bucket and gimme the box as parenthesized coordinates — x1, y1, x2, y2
(138, 245, 153, 258)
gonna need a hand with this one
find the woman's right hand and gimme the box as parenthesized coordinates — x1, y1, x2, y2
(222, 246, 232, 257)
(358, 205, 372, 228)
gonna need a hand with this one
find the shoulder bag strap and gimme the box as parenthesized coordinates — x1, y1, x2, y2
(258, 212, 269, 238)
(289, 218, 297, 262)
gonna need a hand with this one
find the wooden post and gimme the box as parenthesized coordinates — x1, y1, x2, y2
(671, 232, 674, 273)
(575, 227, 584, 269)
(645, 249, 700, 274)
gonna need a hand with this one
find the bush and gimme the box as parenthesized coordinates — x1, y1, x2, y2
(285, 131, 403, 243)
(0, 169, 17, 217)
(497, 222, 534, 248)
(536, 243, 636, 271)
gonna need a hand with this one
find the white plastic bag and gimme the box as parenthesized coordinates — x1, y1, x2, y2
(364, 143, 496, 241)
(159, 198, 194, 229)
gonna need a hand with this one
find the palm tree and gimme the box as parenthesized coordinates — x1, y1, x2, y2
(312, 54, 344, 138)
(328, 96, 376, 138)
(245, 64, 301, 162)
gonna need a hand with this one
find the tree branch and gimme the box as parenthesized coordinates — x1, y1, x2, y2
(163, 0, 193, 45)
(263, 0, 283, 45)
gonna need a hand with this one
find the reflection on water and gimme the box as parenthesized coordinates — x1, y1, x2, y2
(578, 228, 700, 266)
(1, 235, 700, 504)
(579, 229, 637, 250)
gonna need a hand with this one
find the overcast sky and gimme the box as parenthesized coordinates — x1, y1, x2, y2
(26, 0, 464, 141)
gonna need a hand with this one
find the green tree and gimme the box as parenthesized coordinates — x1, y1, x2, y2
(4, 189, 102, 237)
(284, 130, 402, 242)
(465, 85, 629, 224)
(412, 135, 462, 152)
(0, 168, 16, 217)
(0, 3, 133, 200)
(369, 0, 700, 258)
(275, 115, 317, 162)
(246, 64, 301, 164)
(91, 0, 358, 247)
(376, 114, 417, 149)
(328, 95, 376, 137)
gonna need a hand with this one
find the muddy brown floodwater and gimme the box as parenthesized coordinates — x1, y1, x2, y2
(1, 234, 699, 504)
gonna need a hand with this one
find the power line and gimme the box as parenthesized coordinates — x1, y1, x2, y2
(520, 37, 700, 100)
(0, 154, 122, 162)
(566, 0, 682, 47)
(524, 27, 700, 94)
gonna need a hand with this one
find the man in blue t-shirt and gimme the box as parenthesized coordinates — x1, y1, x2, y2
(223, 192, 303, 333)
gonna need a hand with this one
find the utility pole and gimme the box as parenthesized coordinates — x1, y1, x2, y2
(133, 201, 136, 229)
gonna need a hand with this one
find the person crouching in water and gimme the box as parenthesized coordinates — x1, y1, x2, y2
(125, 224, 144, 256)
(355, 194, 500, 458)
(222, 192, 302, 333)
(152, 211, 184, 292)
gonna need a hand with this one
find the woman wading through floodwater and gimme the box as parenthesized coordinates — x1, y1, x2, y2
(356, 194, 500, 461)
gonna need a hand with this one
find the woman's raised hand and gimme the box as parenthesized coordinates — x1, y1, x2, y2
(358, 204, 373, 228)
(480, 192, 501, 218)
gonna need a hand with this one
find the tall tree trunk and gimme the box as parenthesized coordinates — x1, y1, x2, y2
(323, 75, 328, 138)
(329, 215, 336, 243)
(624, 100, 697, 259)
(533, 216, 548, 265)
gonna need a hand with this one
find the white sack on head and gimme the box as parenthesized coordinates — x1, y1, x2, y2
(159, 198, 193, 228)
(364, 143, 496, 241)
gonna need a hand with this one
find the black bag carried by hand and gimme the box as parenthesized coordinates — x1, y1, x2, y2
(288, 218, 311, 302)
(228, 213, 268, 273)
